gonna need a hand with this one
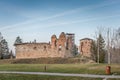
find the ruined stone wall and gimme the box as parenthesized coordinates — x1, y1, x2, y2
(15, 32, 75, 59)
(57, 32, 66, 48)
(51, 35, 57, 49)
(15, 43, 73, 59)
(79, 38, 93, 57)
(66, 34, 75, 50)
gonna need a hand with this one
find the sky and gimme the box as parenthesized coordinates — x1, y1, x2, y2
(0, 0, 120, 52)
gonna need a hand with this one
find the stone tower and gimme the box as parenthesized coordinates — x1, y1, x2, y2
(51, 34, 57, 49)
(57, 32, 66, 49)
(66, 33, 75, 50)
(79, 38, 93, 57)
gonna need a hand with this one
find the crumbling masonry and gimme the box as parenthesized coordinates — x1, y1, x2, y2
(14, 32, 75, 59)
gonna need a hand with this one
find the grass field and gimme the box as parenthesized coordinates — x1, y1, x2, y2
(0, 64, 120, 75)
(0, 63, 120, 80)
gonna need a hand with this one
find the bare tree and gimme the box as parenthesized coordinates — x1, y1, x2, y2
(107, 28, 111, 64)
(110, 27, 120, 63)
(93, 27, 106, 63)
(105, 27, 120, 63)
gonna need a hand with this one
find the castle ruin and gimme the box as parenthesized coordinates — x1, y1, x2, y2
(14, 32, 76, 59)
(79, 38, 93, 57)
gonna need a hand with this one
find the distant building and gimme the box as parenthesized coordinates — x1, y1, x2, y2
(14, 32, 76, 59)
(79, 38, 93, 57)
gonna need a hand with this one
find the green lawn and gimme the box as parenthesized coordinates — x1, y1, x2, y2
(0, 74, 120, 80)
(0, 64, 120, 75)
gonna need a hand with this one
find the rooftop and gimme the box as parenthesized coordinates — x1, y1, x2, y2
(80, 38, 93, 41)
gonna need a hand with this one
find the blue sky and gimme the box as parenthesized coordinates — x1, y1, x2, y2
(0, 0, 120, 52)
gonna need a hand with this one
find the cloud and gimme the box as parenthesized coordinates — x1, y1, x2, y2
(1, 0, 120, 31)
(37, 14, 120, 28)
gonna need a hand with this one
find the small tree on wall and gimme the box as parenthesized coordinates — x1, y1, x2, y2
(14, 36, 23, 44)
(72, 45, 78, 56)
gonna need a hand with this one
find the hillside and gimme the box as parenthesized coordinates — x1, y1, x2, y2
(0, 57, 95, 64)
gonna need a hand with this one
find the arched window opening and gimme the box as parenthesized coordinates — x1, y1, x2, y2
(59, 45, 62, 51)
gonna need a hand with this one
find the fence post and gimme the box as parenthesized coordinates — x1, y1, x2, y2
(44, 65, 47, 71)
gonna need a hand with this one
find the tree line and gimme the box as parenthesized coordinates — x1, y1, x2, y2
(0, 27, 120, 63)
(91, 27, 120, 63)
(0, 33, 14, 59)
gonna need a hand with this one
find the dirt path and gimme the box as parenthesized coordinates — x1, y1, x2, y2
(0, 71, 120, 79)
